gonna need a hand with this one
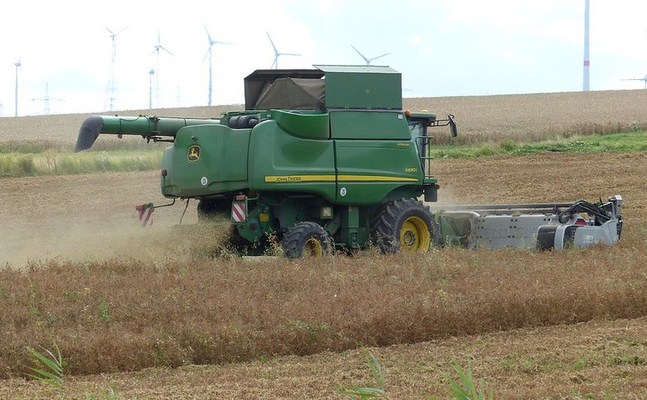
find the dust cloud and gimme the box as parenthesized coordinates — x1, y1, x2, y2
(0, 202, 221, 268)
(0, 172, 232, 269)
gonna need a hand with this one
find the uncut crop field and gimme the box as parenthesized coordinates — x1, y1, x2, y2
(406, 89, 647, 144)
(1, 90, 647, 399)
(2, 89, 647, 147)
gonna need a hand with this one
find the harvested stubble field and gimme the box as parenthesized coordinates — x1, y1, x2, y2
(1, 90, 647, 399)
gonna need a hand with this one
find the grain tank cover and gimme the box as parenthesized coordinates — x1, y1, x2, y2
(244, 65, 402, 111)
(254, 78, 326, 111)
(314, 65, 401, 110)
(245, 69, 325, 110)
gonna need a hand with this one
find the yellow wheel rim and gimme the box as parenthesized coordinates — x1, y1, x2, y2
(303, 237, 324, 257)
(400, 216, 431, 252)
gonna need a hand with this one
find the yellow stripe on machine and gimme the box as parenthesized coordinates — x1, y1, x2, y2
(337, 175, 419, 182)
(264, 175, 336, 183)
(264, 175, 419, 183)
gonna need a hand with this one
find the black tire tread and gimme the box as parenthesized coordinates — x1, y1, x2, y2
(370, 199, 436, 253)
(281, 221, 332, 259)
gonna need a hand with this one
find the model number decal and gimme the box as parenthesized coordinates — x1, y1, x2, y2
(405, 167, 418, 173)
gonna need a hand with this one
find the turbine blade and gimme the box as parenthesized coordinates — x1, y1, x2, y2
(351, 45, 369, 64)
(204, 24, 212, 42)
(159, 45, 174, 56)
(368, 52, 390, 63)
(267, 32, 278, 54)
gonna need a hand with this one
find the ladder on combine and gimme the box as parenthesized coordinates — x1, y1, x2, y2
(410, 113, 456, 180)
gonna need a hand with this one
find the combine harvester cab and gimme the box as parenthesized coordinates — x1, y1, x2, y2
(75, 65, 623, 257)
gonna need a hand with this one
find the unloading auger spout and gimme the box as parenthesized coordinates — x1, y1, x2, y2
(75, 115, 221, 152)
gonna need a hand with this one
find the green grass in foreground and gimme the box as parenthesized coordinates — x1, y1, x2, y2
(431, 131, 647, 159)
(0, 150, 162, 178)
(1, 131, 645, 178)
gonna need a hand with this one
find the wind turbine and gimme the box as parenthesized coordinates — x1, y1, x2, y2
(351, 45, 390, 65)
(267, 32, 300, 69)
(14, 58, 21, 117)
(105, 26, 127, 111)
(622, 74, 647, 89)
(203, 25, 232, 106)
(151, 29, 173, 108)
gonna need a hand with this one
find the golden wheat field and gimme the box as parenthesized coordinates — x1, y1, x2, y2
(1, 90, 647, 399)
(4, 89, 647, 148)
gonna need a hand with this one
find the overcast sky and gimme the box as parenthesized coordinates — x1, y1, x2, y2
(1, 0, 646, 117)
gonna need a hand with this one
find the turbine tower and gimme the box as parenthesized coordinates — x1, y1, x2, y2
(14, 58, 21, 117)
(351, 45, 390, 65)
(583, 0, 590, 91)
(151, 29, 173, 108)
(148, 68, 155, 109)
(105, 26, 127, 111)
(203, 25, 232, 106)
(267, 32, 300, 69)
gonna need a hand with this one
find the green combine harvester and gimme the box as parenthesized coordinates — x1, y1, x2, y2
(76, 65, 622, 257)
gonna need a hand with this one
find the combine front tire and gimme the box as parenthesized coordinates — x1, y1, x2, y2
(281, 221, 332, 259)
(371, 199, 436, 253)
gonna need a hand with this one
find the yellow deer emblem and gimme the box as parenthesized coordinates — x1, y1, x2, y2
(187, 145, 201, 162)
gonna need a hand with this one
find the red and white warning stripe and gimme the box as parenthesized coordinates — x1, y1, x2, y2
(231, 201, 247, 222)
(135, 203, 154, 227)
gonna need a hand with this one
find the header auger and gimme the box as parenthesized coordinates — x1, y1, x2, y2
(76, 65, 622, 257)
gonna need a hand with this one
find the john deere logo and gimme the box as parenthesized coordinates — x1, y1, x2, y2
(187, 145, 201, 162)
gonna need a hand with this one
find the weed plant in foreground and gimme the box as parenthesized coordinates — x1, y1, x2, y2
(1, 238, 646, 380)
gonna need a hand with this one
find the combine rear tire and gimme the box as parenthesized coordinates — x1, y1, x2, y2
(371, 199, 436, 253)
(281, 221, 332, 259)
